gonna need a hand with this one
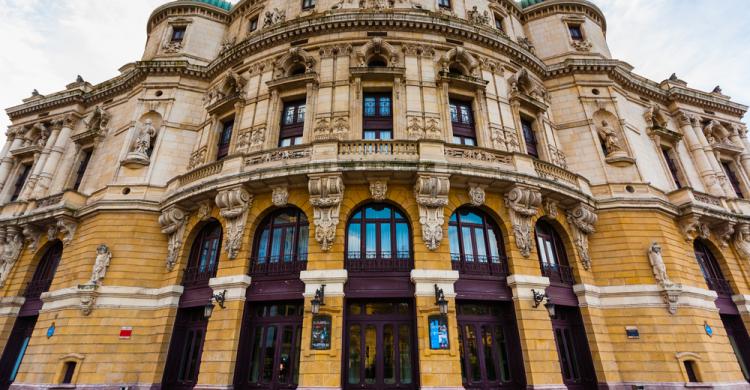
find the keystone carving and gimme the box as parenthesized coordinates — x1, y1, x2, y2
(309, 174, 345, 251)
(504, 185, 541, 257)
(215, 187, 253, 259)
(647, 242, 683, 315)
(0, 227, 24, 288)
(369, 179, 388, 201)
(678, 215, 710, 242)
(468, 184, 485, 207)
(159, 206, 188, 271)
(414, 174, 450, 251)
(77, 283, 98, 316)
(272, 186, 289, 207)
(543, 199, 559, 219)
(566, 204, 598, 270)
(88, 244, 112, 285)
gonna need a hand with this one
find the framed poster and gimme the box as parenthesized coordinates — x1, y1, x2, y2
(428, 315, 449, 350)
(311, 315, 332, 350)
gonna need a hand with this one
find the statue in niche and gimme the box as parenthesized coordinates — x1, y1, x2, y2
(89, 244, 112, 285)
(596, 120, 624, 156)
(648, 242, 673, 287)
(122, 119, 158, 167)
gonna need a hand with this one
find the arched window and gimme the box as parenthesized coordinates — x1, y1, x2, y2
(251, 208, 309, 275)
(693, 240, 732, 296)
(24, 241, 63, 299)
(448, 208, 507, 275)
(183, 221, 222, 287)
(346, 203, 411, 272)
(535, 220, 574, 285)
(367, 55, 388, 67)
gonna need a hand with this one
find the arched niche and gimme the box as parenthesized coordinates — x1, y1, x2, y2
(274, 47, 316, 78)
(439, 47, 479, 77)
(355, 37, 399, 67)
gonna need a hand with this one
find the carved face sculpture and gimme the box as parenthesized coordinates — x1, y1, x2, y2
(651, 242, 661, 254)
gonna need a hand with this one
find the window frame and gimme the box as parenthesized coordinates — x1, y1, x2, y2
(302, 0, 316, 10)
(73, 148, 93, 191)
(567, 23, 584, 41)
(521, 117, 539, 158)
(24, 241, 63, 300)
(693, 240, 733, 296)
(363, 93, 393, 140)
(494, 14, 504, 32)
(183, 221, 223, 287)
(438, 0, 451, 9)
(448, 208, 507, 276)
(250, 208, 309, 276)
(534, 220, 574, 285)
(248, 16, 259, 33)
(661, 146, 684, 189)
(345, 203, 413, 272)
(171, 26, 187, 43)
(280, 99, 306, 147)
(449, 98, 477, 146)
(721, 160, 745, 199)
(216, 118, 234, 160)
(10, 164, 31, 202)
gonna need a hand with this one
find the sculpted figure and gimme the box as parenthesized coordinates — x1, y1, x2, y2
(89, 244, 112, 285)
(133, 120, 157, 156)
(597, 120, 623, 155)
(733, 223, 750, 261)
(648, 242, 672, 287)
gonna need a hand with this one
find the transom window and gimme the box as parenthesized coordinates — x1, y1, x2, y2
(363, 93, 393, 140)
(346, 203, 411, 272)
(450, 99, 476, 146)
(251, 208, 309, 275)
(171, 26, 186, 42)
(521, 117, 538, 158)
(280, 100, 305, 147)
(535, 220, 574, 285)
(568, 24, 583, 41)
(693, 240, 732, 296)
(449, 208, 507, 275)
(217, 119, 234, 160)
(183, 221, 222, 287)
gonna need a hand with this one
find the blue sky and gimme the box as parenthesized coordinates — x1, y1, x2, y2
(0, 0, 748, 143)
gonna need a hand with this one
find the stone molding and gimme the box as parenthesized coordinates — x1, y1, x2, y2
(566, 203, 597, 270)
(159, 205, 188, 271)
(308, 174, 345, 251)
(208, 274, 252, 301)
(506, 274, 551, 300)
(733, 294, 750, 314)
(215, 186, 252, 259)
(410, 269, 459, 298)
(414, 173, 450, 251)
(39, 285, 184, 313)
(300, 269, 348, 298)
(0, 296, 25, 316)
(504, 185, 541, 257)
(573, 284, 718, 312)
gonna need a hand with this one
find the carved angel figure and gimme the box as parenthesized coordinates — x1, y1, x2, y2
(133, 120, 157, 156)
(89, 244, 112, 285)
(597, 120, 623, 156)
(648, 242, 672, 287)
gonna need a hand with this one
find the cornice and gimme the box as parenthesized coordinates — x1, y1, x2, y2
(147, 1, 230, 33)
(521, 0, 607, 33)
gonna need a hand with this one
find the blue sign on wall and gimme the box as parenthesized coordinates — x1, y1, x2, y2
(704, 321, 713, 337)
(428, 315, 449, 350)
(46, 323, 55, 338)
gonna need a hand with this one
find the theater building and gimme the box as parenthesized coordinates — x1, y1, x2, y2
(0, 0, 749, 389)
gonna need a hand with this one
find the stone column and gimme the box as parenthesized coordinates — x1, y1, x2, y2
(678, 112, 723, 196)
(691, 116, 733, 196)
(20, 122, 58, 200)
(0, 129, 25, 187)
(733, 126, 750, 183)
(33, 116, 75, 198)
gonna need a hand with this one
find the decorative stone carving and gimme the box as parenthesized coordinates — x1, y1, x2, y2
(567, 204, 598, 270)
(406, 117, 441, 141)
(468, 185, 485, 207)
(508, 68, 545, 101)
(467, 6, 490, 26)
(356, 38, 399, 67)
(77, 283, 98, 316)
(274, 47, 315, 78)
(309, 174, 345, 251)
(0, 227, 24, 288)
(439, 47, 480, 77)
(715, 222, 735, 248)
(571, 39, 593, 52)
(517, 37, 535, 54)
(263, 8, 286, 27)
(123, 120, 157, 166)
(215, 187, 252, 259)
(314, 117, 348, 141)
(679, 215, 710, 242)
(543, 198, 559, 219)
(644, 105, 668, 131)
(204, 70, 248, 108)
(318, 44, 353, 58)
(219, 37, 236, 54)
(402, 44, 436, 58)
(491, 127, 520, 152)
(87, 106, 111, 137)
(272, 186, 289, 207)
(733, 223, 750, 261)
(188, 147, 208, 170)
(197, 201, 213, 221)
(89, 244, 112, 285)
(22, 225, 42, 251)
(647, 242, 683, 315)
(703, 119, 732, 145)
(414, 174, 450, 251)
(56, 217, 78, 246)
(597, 120, 625, 156)
(162, 41, 183, 53)
(369, 180, 388, 201)
(504, 185, 541, 257)
(159, 206, 187, 271)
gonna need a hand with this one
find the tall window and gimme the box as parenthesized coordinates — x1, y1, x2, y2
(722, 161, 744, 198)
(438, 0, 450, 9)
(693, 240, 732, 296)
(251, 208, 309, 275)
(535, 220, 574, 285)
(568, 24, 583, 41)
(10, 164, 31, 202)
(171, 26, 186, 43)
(346, 203, 411, 272)
(73, 149, 92, 191)
(302, 0, 315, 10)
(217, 119, 234, 160)
(448, 208, 506, 275)
(521, 117, 538, 158)
(162, 306, 209, 390)
(248, 16, 258, 32)
(494, 15, 504, 32)
(183, 221, 222, 287)
(450, 99, 476, 146)
(280, 100, 305, 147)
(363, 93, 393, 140)
(0, 316, 37, 390)
(24, 241, 63, 300)
(661, 147, 683, 189)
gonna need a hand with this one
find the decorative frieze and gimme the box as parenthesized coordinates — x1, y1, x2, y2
(215, 187, 253, 259)
(188, 146, 208, 170)
(504, 185, 541, 257)
(407, 116, 441, 141)
(313, 117, 349, 141)
(491, 126, 520, 152)
(566, 204, 598, 270)
(162, 41, 183, 54)
(236, 126, 265, 153)
(159, 206, 188, 271)
(308, 174, 345, 251)
(414, 174, 450, 251)
(571, 39, 593, 52)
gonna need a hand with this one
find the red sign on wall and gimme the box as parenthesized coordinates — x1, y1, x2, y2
(119, 327, 133, 339)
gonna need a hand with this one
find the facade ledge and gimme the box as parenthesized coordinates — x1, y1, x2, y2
(300, 269, 348, 298)
(574, 283, 719, 312)
(38, 285, 184, 313)
(209, 275, 252, 301)
(350, 66, 406, 81)
(410, 269, 460, 297)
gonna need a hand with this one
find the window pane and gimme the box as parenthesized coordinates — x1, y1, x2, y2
(9, 336, 30, 381)
(280, 138, 292, 147)
(381, 223, 392, 258)
(262, 326, 277, 381)
(296, 105, 305, 123)
(488, 229, 500, 263)
(537, 236, 548, 264)
(466, 325, 481, 381)
(384, 325, 395, 384)
(249, 327, 263, 383)
(546, 241, 556, 265)
(463, 137, 476, 146)
(379, 97, 391, 116)
(284, 107, 295, 124)
(364, 131, 376, 140)
(279, 326, 293, 383)
(271, 228, 282, 262)
(283, 227, 294, 262)
(399, 325, 412, 384)
(365, 223, 377, 259)
(297, 226, 308, 260)
(460, 210, 482, 224)
(482, 326, 497, 381)
(474, 228, 487, 262)
(364, 326, 377, 384)
(348, 325, 361, 384)
(347, 224, 361, 259)
(462, 226, 474, 262)
(450, 104, 458, 122)
(380, 131, 392, 140)
(495, 325, 511, 381)
(257, 229, 269, 261)
(364, 97, 376, 116)
(460, 106, 471, 124)
(396, 223, 409, 258)
(449, 225, 460, 260)
(365, 205, 390, 219)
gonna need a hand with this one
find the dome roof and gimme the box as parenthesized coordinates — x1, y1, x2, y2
(518, 0, 546, 8)
(191, 0, 233, 11)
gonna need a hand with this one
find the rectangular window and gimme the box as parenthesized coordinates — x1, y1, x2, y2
(171, 26, 186, 42)
(661, 147, 683, 189)
(449, 99, 476, 145)
(494, 15, 504, 32)
(722, 161, 744, 198)
(363, 93, 393, 140)
(280, 100, 306, 147)
(217, 119, 234, 160)
(568, 24, 583, 41)
(684, 360, 699, 382)
(249, 16, 258, 32)
(438, 0, 450, 9)
(521, 117, 538, 158)
(62, 362, 77, 384)
(10, 164, 31, 202)
(73, 149, 92, 191)
(302, 0, 316, 10)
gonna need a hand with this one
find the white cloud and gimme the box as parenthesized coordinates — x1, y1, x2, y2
(0, 0, 747, 147)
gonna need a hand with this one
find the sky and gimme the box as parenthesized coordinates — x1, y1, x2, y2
(0, 0, 748, 144)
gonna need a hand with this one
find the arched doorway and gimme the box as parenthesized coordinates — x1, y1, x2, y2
(0, 240, 63, 390)
(162, 221, 222, 390)
(343, 203, 418, 390)
(448, 207, 525, 389)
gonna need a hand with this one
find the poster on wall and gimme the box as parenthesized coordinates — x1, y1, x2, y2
(428, 315, 449, 350)
(311, 315, 332, 350)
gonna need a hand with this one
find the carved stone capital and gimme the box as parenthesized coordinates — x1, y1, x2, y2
(215, 187, 253, 259)
(414, 174, 450, 251)
(504, 185, 541, 257)
(566, 204, 598, 270)
(272, 186, 289, 207)
(662, 284, 683, 315)
(56, 216, 78, 246)
(467, 184, 486, 207)
(308, 174, 345, 251)
(678, 215, 710, 242)
(159, 206, 188, 271)
(77, 283, 98, 316)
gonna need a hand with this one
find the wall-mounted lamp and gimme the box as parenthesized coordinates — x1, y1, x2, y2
(204, 290, 227, 319)
(531, 289, 555, 318)
(311, 285, 326, 314)
(434, 284, 448, 316)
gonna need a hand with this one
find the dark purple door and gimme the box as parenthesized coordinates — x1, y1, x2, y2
(234, 302, 304, 390)
(0, 315, 38, 390)
(162, 307, 210, 390)
(344, 301, 417, 390)
(457, 302, 525, 389)
(721, 314, 750, 381)
(550, 306, 597, 390)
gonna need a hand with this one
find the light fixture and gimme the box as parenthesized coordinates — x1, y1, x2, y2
(532, 289, 555, 318)
(311, 285, 326, 314)
(204, 290, 227, 319)
(544, 299, 556, 318)
(434, 284, 448, 316)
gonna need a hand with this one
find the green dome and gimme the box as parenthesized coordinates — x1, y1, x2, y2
(518, 0, 546, 8)
(192, 0, 233, 11)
